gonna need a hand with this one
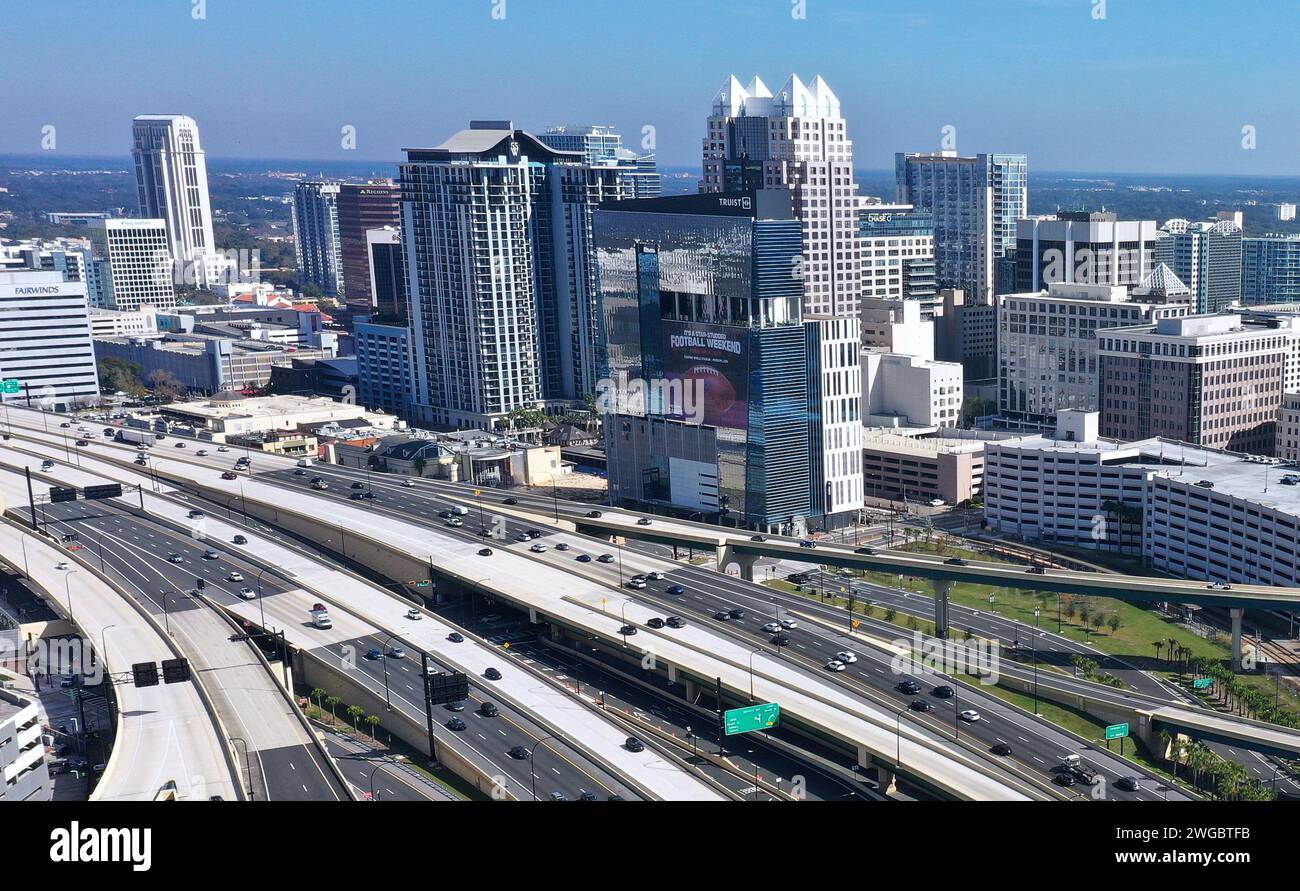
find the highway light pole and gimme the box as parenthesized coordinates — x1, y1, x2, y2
(99, 625, 117, 670)
(528, 734, 562, 802)
(63, 568, 77, 621)
(747, 647, 764, 700)
(1032, 608, 1041, 716)
(379, 633, 399, 711)
(254, 567, 270, 631)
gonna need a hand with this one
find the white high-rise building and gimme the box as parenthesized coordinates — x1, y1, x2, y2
(0, 270, 99, 409)
(86, 218, 177, 311)
(700, 74, 863, 318)
(132, 114, 227, 284)
(806, 315, 863, 521)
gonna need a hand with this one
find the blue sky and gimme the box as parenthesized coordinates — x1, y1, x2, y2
(2, 0, 1298, 174)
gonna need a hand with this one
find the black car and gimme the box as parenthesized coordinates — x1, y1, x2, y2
(446, 717, 467, 731)
(586, 510, 602, 518)
(1115, 776, 1141, 792)
(909, 699, 934, 712)
(526, 529, 542, 539)
(504, 497, 518, 505)
(576, 554, 592, 563)
(770, 634, 791, 646)
(444, 701, 465, 712)
(646, 617, 665, 629)
(438, 510, 454, 519)
(713, 610, 731, 621)
(750, 534, 766, 542)
(1025, 566, 1048, 575)
(854, 547, 875, 555)
(665, 616, 686, 629)
(944, 557, 969, 566)
(75, 439, 89, 447)
(310, 477, 324, 485)
(990, 742, 1014, 757)
(350, 482, 365, 490)
(350, 492, 365, 500)
(897, 680, 922, 695)
(1053, 772, 1076, 788)
(727, 607, 745, 619)
(447, 632, 464, 643)
(294, 468, 306, 476)
(624, 737, 644, 753)
(667, 584, 685, 595)
(932, 685, 955, 699)
(232, 535, 247, 545)
(477, 548, 493, 557)
(484, 667, 502, 681)
(508, 746, 528, 760)
(619, 625, 637, 636)
(480, 702, 499, 717)
(579, 790, 598, 801)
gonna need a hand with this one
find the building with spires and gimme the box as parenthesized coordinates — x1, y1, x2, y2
(699, 75, 863, 319)
(1155, 218, 1243, 314)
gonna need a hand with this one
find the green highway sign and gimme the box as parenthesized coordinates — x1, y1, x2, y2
(1, 379, 19, 395)
(724, 702, 780, 736)
(1193, 677, 1214, 689)
(1105, 722, 1130, 741)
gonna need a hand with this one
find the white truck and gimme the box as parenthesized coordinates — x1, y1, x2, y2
(309, 603, 332, 629)
(117, 428, 157, 447)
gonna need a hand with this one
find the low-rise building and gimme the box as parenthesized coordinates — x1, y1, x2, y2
(0, 686, 50, 801)
(862, 351, 963, 428)
(156, 392, 393, 439)
(860, 430, 985, 506)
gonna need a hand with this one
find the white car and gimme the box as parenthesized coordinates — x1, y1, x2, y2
(217, 446, 230, 452)
(959, 710, 982, 723)
(835, 651, 857, 664)
(779, 618, 798, 630)
(762, 622, 781, 633)
(445, 518, 463, 528)
(825, 660, 846, 672)
(648, 571, 665, 580)
(236, 587, 256, 600)
(226, 571, 244, 582)
(402, 480, 416, 488)
(197, 449, 209, 456)
(405, 608, 422, 620)
(529, 543, 548, 553)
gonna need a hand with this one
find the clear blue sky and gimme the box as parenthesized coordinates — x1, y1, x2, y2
(2, 0, 1297, 174)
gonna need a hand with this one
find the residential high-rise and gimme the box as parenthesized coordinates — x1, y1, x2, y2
(355, 321, 411, 418)
(401, 122, 633, 429)
(858, 203, 937, 318)
(1014, 212, 1158, 292)
(291, 181, 343, 298)
(805, 315, 863, 523)
(895, 151, 1028, 299)
(597, 190, 820, 531)
(1154, 218, 1243, 313)
(1098, 313, 1293, 455)
(131, 114, 224, 283)
(700, 75, 863, 317)
(337, 180, 401, 309)
(1242, 235, 1300, 305)
(541, 125, 661, 197)
(86, 218, 177, 310)
(998, 282, 1187, 427)
(0, 270, 100, 409)
(365, 226, 407, 322)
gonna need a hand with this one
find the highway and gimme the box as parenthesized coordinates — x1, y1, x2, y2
(0, 430, 724, 801)
(0, 507, 238, 801)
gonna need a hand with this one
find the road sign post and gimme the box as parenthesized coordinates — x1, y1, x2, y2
(1193, 676, 1214, 690)
(1, 379, 20, 395)
(1105, 722, 1129, 755)
(724, 702, 780, 736)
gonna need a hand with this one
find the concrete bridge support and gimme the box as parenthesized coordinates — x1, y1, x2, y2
(932, 579, 952, 640)
(715, 542, 760, 582)
(1231, 607, 1244, 671)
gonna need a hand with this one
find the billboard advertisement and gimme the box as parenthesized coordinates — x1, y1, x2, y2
(660, 320, 750, 430)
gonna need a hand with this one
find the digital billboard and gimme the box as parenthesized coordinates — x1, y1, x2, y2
(660, 320, 750, 430)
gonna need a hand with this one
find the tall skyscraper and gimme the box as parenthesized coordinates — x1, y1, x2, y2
(400, 121, 633, 429)
(700, 75, 863, 317)
(131, 114, 223, 283)
(895, 151, 1028, 299)
(86, 218, 176, 310)
(1154, 218, 1243, 313)
(365, 226, 407, 322)
(1014, 213, 1158, 292)
(291, 181, 343, 298)
(858, 203, 937, 318)
(0, 270, 99, 409)
(337, 180, 401, 309)
(541, 125, 661, 198)
(1241, 235, 1300, 305)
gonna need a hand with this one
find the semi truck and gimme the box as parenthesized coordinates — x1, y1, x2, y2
(1060, 754, 1101, 786)
(117, 428, 157, 447)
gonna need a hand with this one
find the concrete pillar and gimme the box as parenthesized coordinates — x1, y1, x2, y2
(667, 664, 678, 685)
(932, 579, 953, 640)
(683, 678, 697, 701)
(876, 766, 897, 795)
(1230, 607, 1244, 671)
(528, 607, 539, 625)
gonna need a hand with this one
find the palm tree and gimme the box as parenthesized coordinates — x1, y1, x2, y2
(324, 695, 342, 722)
(346, 704, 364, 731)
(1154, 641, 1164, 665)
(364, 714, 380, 739)
(310, 687, 326, 711)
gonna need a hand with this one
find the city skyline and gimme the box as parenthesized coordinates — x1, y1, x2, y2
(3, 0, 1300, 175)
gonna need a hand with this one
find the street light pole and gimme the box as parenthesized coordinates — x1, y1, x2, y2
(63, 568, 77, 621)
(528, 734, 562, 802)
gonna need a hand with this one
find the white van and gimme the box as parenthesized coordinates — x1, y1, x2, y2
(451, 506, 469, 516)
(297, 458, 314, 467)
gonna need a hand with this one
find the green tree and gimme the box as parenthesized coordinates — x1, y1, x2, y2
(346, 704, 364, 731)
(324, 695, 342, 721)
(97, 357, 147, 396)
(364, 714, 380, 739)
(310, 687, 326, 711)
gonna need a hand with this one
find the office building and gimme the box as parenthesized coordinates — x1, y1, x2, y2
(1276, 203, 1297, 223)
(895, 151, 1028, 299)
(984, 409, 1300, 587)
(90, 305, 159, 338)
(1098, 313, 1293, 455)
(291, 181, 343, 298)
(400, 121, 634, 429)
(598, 190, 821, 531)
(541, 125, 661, 198)
(355, 321, 412, 418)
(862, 351, 963, 428)
(365, 227, 408, 322)
(0, 239, 88, 283)
(700, 75, 863, 317)
(998, 282, 1187, 427)
(337, 180, 401, 309)
(1277, 391, 1300, 461)
(0, 270, 100, 409)
(935, 288, 998, 380)
(1154, 218, 1243, 313)
(94, 333, 334, 396)
(1241, 235, 1300, 305)
(858, 203, 937, 317)
(131, 114, 226, 284)
(0, 687, 49, 801)
(86, 218, 176, 311)
(860, 297, 934, 359)
(805, 315, 863, 524)
(1014, 212, 1158, 292)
